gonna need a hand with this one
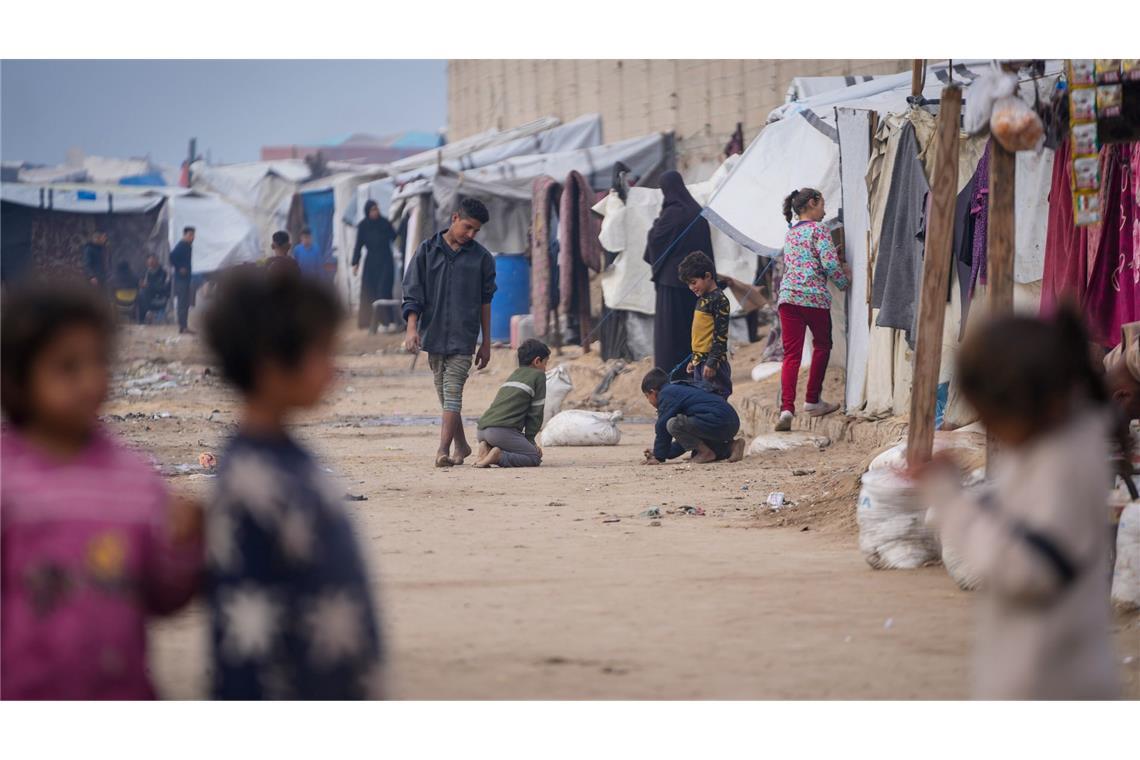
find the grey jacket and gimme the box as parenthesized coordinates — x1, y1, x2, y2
(402, 231, 496, 356)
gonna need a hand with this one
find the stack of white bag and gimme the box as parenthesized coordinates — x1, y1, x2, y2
(541, 410, 622, 447)
(857, 467, 940, 570)
(1112, 500, 1140, 611)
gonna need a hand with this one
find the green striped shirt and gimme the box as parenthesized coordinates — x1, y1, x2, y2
(477, 366, 547, 442)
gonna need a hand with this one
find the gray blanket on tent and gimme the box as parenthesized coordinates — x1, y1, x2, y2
(871, 121, 927, 348)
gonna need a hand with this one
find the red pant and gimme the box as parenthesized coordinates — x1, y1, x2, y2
(778, 303, 832, 413)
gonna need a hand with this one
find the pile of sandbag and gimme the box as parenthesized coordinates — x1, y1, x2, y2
(868, 427, 986, 475)
(857, 468, 940, 570)
(540, 410, 622, 447)
(747, 431, 830, 455)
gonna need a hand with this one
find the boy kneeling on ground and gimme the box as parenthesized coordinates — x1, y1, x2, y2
(474, 339, 549, 468)
(641, 368, 744, 465)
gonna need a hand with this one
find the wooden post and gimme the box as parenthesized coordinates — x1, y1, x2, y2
(911, 60, 925, 98)
(906, 86, 963, 469)
(987, 143, 1016, 315)
(984, 141, 1017, 464)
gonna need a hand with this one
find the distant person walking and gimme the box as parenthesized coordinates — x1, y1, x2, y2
(644, 171, 715, 377)
(170, 226, 195, 334)
(353, 200, 398, 331)
(83, 231, 109, 291)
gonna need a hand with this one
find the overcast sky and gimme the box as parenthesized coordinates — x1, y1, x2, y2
(1, 60, 447, 167)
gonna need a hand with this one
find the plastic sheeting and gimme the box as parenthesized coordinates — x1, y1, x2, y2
(591, 156, 755, 316)
(165, 192, 261, 274)
(0, 183, 165, 214)
(837, 107, 873, 412)
(348, 115, 605, 227)
(703, 112, 841, 256)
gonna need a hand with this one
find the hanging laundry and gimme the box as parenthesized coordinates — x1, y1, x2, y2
(529, 176, 562, 340)
(968, 142, 992, 297)
(872, 121, 928, 347)
(1083, 145, 1138, 347)
(1040, 138, 1091, 316)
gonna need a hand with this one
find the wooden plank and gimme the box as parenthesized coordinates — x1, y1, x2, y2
(911, 60, 925, 97)
(987, 143, 1016, 315)
(906, 86, 962, 469)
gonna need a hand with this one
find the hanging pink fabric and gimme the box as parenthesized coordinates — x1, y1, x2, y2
(1082, 145, 1138, 348)
(1040, 138, 1090, 316)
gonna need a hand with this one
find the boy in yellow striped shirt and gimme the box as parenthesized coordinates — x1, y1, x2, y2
(679, 251, 732, 399)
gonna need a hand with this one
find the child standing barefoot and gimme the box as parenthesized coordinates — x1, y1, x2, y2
(919, 310, 1122, 699)
(202, 269, 385, 699)
(678, 251, 733, 399)
(1, 285, 202, 699)
(775, 188, 849, 431)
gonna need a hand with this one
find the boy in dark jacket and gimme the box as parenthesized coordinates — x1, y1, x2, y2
(474, 339, 549, 468)
(641, 368, 744, 465)
(402, 198, 496, 468)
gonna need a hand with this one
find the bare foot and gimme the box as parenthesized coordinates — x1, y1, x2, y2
(728, 438, 746, 463)
(450, 441, 473, 466)
(472, 441, 491, 465)
(691, 442, 717, 464)
(474, 447, 502, 468)
(434, 453, 453, 468)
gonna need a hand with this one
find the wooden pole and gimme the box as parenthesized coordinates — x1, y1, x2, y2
(911, 60, 925, 98)
(906, 86, 963, 469)
(984, 141, 1017, 464)
(987, 143, 1016, 315)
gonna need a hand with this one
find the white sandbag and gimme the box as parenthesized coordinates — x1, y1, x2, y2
(869, 430, 986, 473)
(747, 431, 830, 455)
(1111, 501, 1140, 611)
(857, 468, 940, 570)
(750, 361, 782, 382)
(543, 365, 574, 427)
(540, 410, 622, 447)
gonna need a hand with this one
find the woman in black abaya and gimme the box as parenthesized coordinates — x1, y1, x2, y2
(353, 200, 398, 330)
(644, 170, 715, 375)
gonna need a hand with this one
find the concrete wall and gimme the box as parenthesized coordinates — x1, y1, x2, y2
(448, 59, 909, 180)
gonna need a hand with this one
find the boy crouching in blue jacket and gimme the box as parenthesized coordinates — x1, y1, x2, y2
(641, 368, 744, 465)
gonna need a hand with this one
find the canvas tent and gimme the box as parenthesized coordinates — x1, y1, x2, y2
(190, 159, 314, 261)
(0, 182, 260, 283)
(702, 59, 1063, 420)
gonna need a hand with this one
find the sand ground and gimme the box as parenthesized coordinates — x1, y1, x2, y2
(104, 324, 1139, 699)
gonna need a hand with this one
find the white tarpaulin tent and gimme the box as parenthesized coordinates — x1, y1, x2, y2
(190, 159, 313, 258)
(349, 115, 604, 225)
(0, 182, 260, 275)
(592, 155, 755, 315)
(164, 192, 261, 273)
(702, 60, 1041, 256)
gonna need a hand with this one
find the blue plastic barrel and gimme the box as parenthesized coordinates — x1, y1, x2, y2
(490, 253, 531, 343)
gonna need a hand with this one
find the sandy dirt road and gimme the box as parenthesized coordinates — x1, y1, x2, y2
(105, 326, 1138, 699)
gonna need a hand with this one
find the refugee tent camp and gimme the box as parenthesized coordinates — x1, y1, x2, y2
(702, 59, 1065, 423)
(0, 182, 260, 288)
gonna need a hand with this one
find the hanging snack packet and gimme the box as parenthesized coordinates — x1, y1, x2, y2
(1071, 87, 1097, 122)
(1074, 191, 1101, 226)
(1097, 84, 1124, 119)
(1073, 156, 1101, 191)
(1072, 122, 1099, 156)
(1070, 59, 1096, 86)
(1123, 60, 1140, 82)
(1096, 60, 1122, 84)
